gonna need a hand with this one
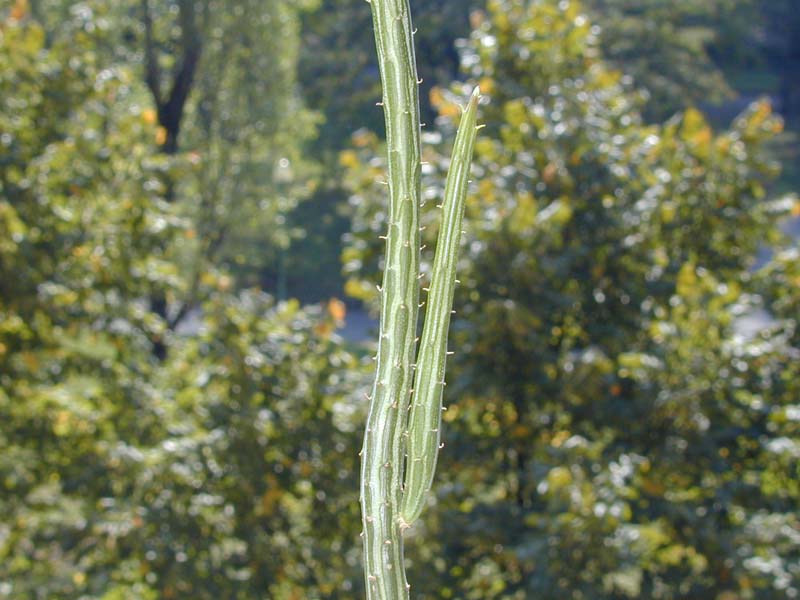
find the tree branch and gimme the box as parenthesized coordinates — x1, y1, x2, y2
(159, 0, 202, 154)
(142, 0, 161, 105)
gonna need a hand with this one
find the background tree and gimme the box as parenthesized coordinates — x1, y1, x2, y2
(342, 0, 798, 596)
(0, 11, 182, 595)
(20, 0, 325, 332)
(580, 0, 746, 121)
(303, 0, 797, 303)
(137, 0, 321, 326)
(0, 5, 366, 597)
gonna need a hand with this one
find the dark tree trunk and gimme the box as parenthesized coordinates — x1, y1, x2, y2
(141, 0, 203, 359)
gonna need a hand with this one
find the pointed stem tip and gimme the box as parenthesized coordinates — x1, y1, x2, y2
(470, 85, 481, 105)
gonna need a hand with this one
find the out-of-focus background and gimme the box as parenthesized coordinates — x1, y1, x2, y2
(1, 0, 798, 597)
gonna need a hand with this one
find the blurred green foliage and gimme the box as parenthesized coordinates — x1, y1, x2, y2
(0, 5, 364, 597)
(300, 0, 798, 148)
(0, 0, 798, 598)
(343, 0, 799, 597)
(301, 0, 799, 301)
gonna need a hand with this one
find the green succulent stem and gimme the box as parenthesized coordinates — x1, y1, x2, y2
(359, 1, 479, 598)
(400, 87, 480, 527)
(359, 0, 421, 597)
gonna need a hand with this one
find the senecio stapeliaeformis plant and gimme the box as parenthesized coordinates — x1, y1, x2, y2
(359, 1, 480, 598)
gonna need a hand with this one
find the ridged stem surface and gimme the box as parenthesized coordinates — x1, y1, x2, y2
(359, 0, 421, 598)
(400, 88, 480, 525)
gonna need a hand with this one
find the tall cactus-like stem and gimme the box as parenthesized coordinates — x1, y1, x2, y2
(360, 0, 421, 597)
(359, 1, 480, 598)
